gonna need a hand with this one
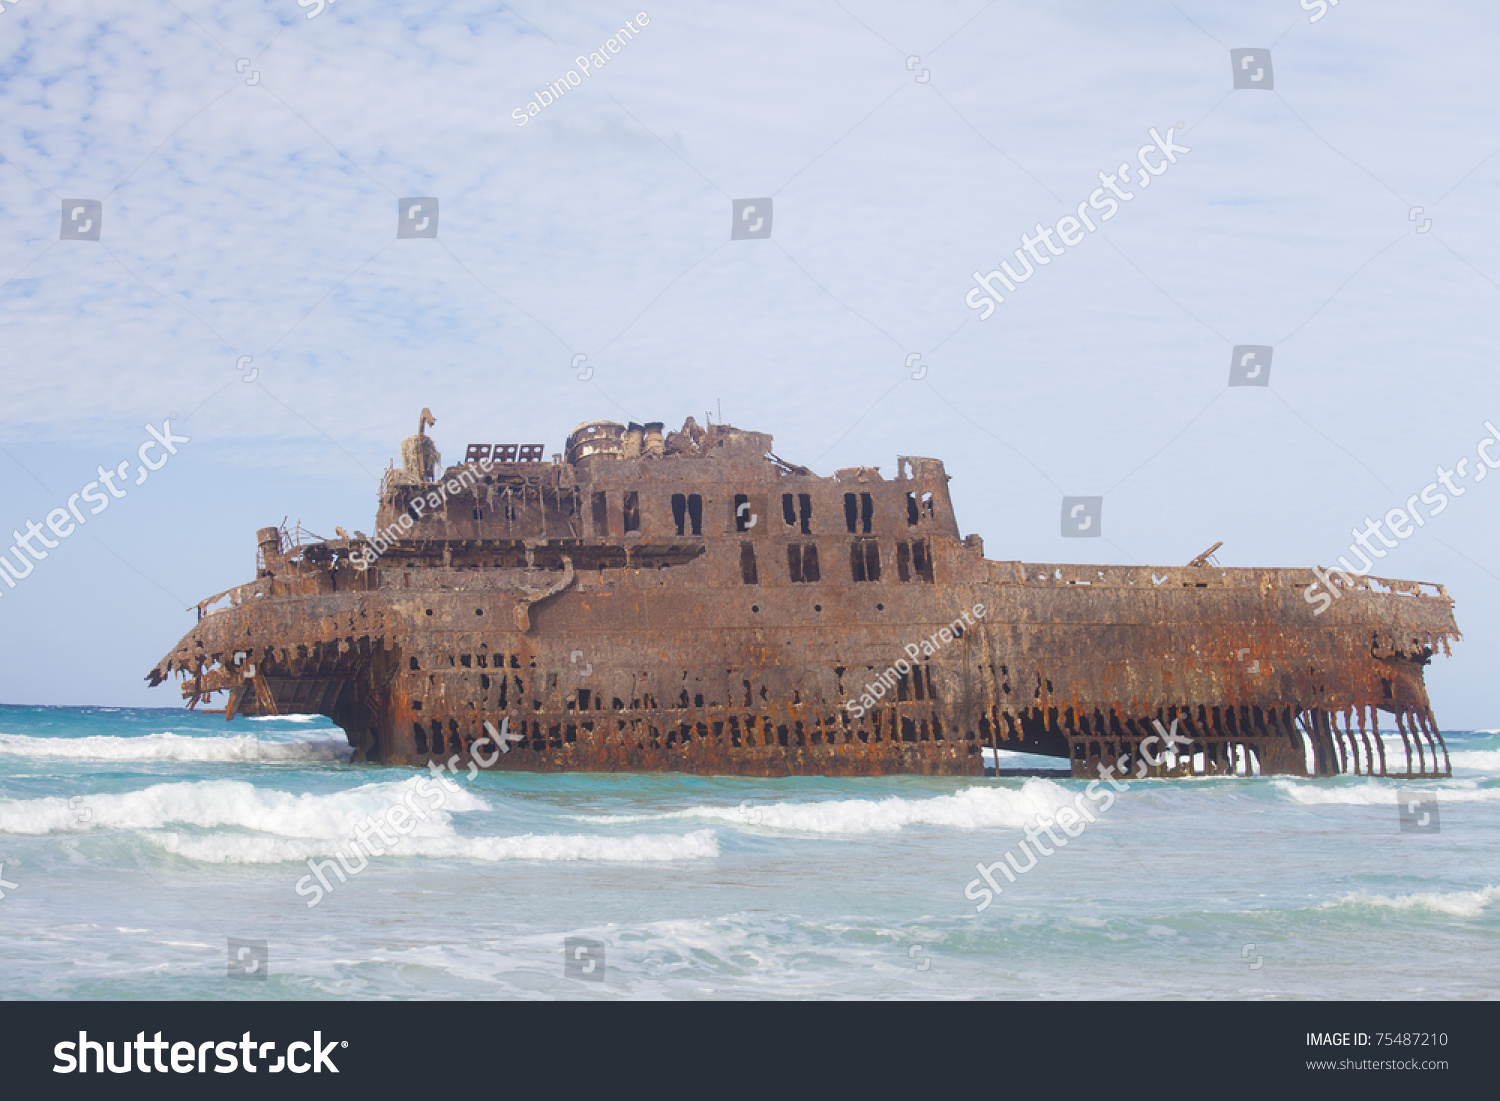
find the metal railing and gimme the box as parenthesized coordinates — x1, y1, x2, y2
(1005, 562, 1449, 600)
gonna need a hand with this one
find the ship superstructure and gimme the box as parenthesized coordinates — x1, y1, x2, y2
(148, 414, 1459, 778)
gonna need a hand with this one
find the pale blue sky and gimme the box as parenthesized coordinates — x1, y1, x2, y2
(1, 0, 1496, 724)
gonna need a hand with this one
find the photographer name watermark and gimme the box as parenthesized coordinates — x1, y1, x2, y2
(512, 12, 650, 127)
(844, 603, 985, 719)
(351, 457, 497, 570)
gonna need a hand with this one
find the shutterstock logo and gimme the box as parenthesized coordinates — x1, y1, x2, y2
(1230, 48, 1274, 90)
(732, 198, 772, 240)
(1398, 792, 1440, 833)
(398, 198, 439, 238)
(54, 1031, 345, 1074)
(227, 938, 268, 981)
(1061, 496, 1102, 538)
(1229, 345, 1272, 387)
(564, 937, 605, 981)
(60, 199, 102, 241)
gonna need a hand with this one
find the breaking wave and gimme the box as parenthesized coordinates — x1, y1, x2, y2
(572, 778, 1075, 835)
(0, 731, 350, 763)
(1319, 885, 1500, 919)
(0, 778, 482, 837)
(0, 777, 719, 865)
(146, 828, 720, 864)
(1271, 780, 1500, 806)
(1450, 749, 1500, 772)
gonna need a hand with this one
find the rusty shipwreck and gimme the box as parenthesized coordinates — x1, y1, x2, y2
(147, 414, 1460, 778)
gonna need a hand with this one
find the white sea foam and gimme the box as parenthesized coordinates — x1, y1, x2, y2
(1366, 733, 1500, 773)
(1320, 885, 1500, 919)
(0, 731, 350, 763)
(146, 828, 719, 864)
(1450, 749, 1500, 772)
(0, 777, 482, 837)
(0, 775, 719, 865)
(573, 778, 1075, 835)
(1271, 780, 1500, 806)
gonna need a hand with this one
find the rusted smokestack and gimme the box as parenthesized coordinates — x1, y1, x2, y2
(643, 421, 665, 459)
(257, 526, 285, 576)
(622, 422, 644, 460)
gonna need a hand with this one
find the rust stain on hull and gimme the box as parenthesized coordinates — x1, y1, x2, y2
(147, 416, 1460, 779)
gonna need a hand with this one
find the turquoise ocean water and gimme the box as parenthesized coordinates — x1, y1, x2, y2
(0, 704, 1495, 999)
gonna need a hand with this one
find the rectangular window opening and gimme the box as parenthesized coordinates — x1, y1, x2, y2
(860, 492, 873, 533)
(740, 542, 758, 585)
(787, 542, 820, 583)
(671, 493, 687, 536)
(623, 491, 640, 533)
(591, 491, 608, 536)
(896, 540, 932, 582)
(798, 493, 812, 534)
(688, 493, 702, 536)
(843, 493, 858, 534)
(912, 538, 933, 582)
(906, 491, 919, 526)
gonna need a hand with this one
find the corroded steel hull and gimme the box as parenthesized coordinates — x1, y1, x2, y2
(147, 418, 1459, 779)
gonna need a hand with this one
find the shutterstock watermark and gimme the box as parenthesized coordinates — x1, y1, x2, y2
(293, 719, 513, 907)
(963, 720, 1192, 912)
(296, 0, 337, 19)
(1300, 0, 1340, 23)
(1304, 419, 1499, 615)
(844, 603, 985, 719)
(564, 937, 605, 981)
(1398, 791, 1440, 833)
(54, 1031, 344, 1074)
(511, 11, 650, 126)
(964, 125, 1191, 319)
(0, 419, 189, 601)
